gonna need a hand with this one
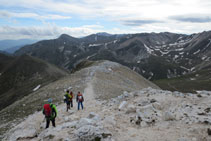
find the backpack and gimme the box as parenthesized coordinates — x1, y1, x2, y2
(44, 104, 52, 117)
(78, 94, 83, 102)
(69, 93, 72, 99)
(65, 93, 72, 101)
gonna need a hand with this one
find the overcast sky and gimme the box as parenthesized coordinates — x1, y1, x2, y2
(0, 0, 211, 40)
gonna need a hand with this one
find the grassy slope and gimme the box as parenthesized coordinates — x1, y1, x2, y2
(0, 66, 88, 139)
(0, 55, 68, 110)
(153, 68, 211, 93)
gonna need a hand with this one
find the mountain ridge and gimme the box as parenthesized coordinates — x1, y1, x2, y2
(0, 53, 68, 110)
(14, 30, 211, 92)
(0, 60, 159, 139)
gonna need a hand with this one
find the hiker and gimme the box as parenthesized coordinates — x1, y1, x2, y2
(76, 91, 84, 110)
(64, 90, 72, 111)
(43, 98, 57, 128)
(70, 91, 74, 108)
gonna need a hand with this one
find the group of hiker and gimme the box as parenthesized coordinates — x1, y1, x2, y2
(42, 90, 84, 128)
(64, 90, 84, 111)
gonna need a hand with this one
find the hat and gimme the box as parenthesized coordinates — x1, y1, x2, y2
(48, 98, 52, 103)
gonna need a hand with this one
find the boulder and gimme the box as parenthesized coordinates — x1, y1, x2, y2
(136, 105, 157, 121)
(123, 91, 129, 98)
(76, 118, 94, 129)
(9, 126, 37, 141)
(152, 102, 162, 110)
(126, 104, 136, 114)
(57, 121, 77, 130)
(163, 111, 175, 121)
(150, 99, 157, 103)
(88, 112, 101, 124)
(75, 125, 112, 140)
(138, 100, 150, 106)
(138, 104, 155, 114)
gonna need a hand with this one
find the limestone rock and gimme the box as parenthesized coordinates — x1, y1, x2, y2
(88, 112, 101, 121)
(163, 111, 175, 121)
(152, 102, 162, 110)
(75, 125, 112, 140)
(126, 104, 136, 114)
(76, 118, 94, 129)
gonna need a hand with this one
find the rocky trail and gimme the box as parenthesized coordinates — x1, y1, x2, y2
(4, 85, 211, 141)
(2, 61, 211, 141)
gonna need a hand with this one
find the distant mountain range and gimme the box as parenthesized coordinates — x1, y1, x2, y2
(1, 31, 211, 139)
(0, 39, 38, 53)
(15, 31, 211, 72)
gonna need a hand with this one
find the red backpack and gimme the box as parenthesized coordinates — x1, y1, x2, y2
(44, 104, 52, 117)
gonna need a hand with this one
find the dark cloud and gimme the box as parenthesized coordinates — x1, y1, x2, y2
(122, 20, 162, 26)
(170, 15, 211, 23)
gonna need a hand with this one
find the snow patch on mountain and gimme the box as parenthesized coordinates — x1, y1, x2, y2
(174, 55, 179, 59)
(144, 44, 153, 54)
(33, 85, 41, 91)
(175, 48, 184, 51)
(202, 56, 207, 60)
(113, 40, 118, 44)
(58, 46, 64, 52)
(86, 53, 97, 59)
(190, 67, 195, 72)
(159, 50, 170, 56)
(89, 44, 102, 47)
(193, 50, 200, 55)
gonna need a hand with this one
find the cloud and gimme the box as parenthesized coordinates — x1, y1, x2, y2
(1, 0, 211, 22)
(122, 19, 163, 26)
(0, 0, 191, 19)
(0, 24, 104, 40)
(170, 14, 211, 23)
(0, 11, 71, 20)
(1, 0, 211, 38)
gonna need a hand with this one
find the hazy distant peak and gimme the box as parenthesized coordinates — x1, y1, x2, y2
(58, 34, 76, 40)
(96, 32, 112, 36)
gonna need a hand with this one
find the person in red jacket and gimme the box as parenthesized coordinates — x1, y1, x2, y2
(76, 91, 84, 110)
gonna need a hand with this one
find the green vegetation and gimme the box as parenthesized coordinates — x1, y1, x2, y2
(154, 68, 211, 93)
(71, 60, 95, 72)
(0, 54, 68, 110)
